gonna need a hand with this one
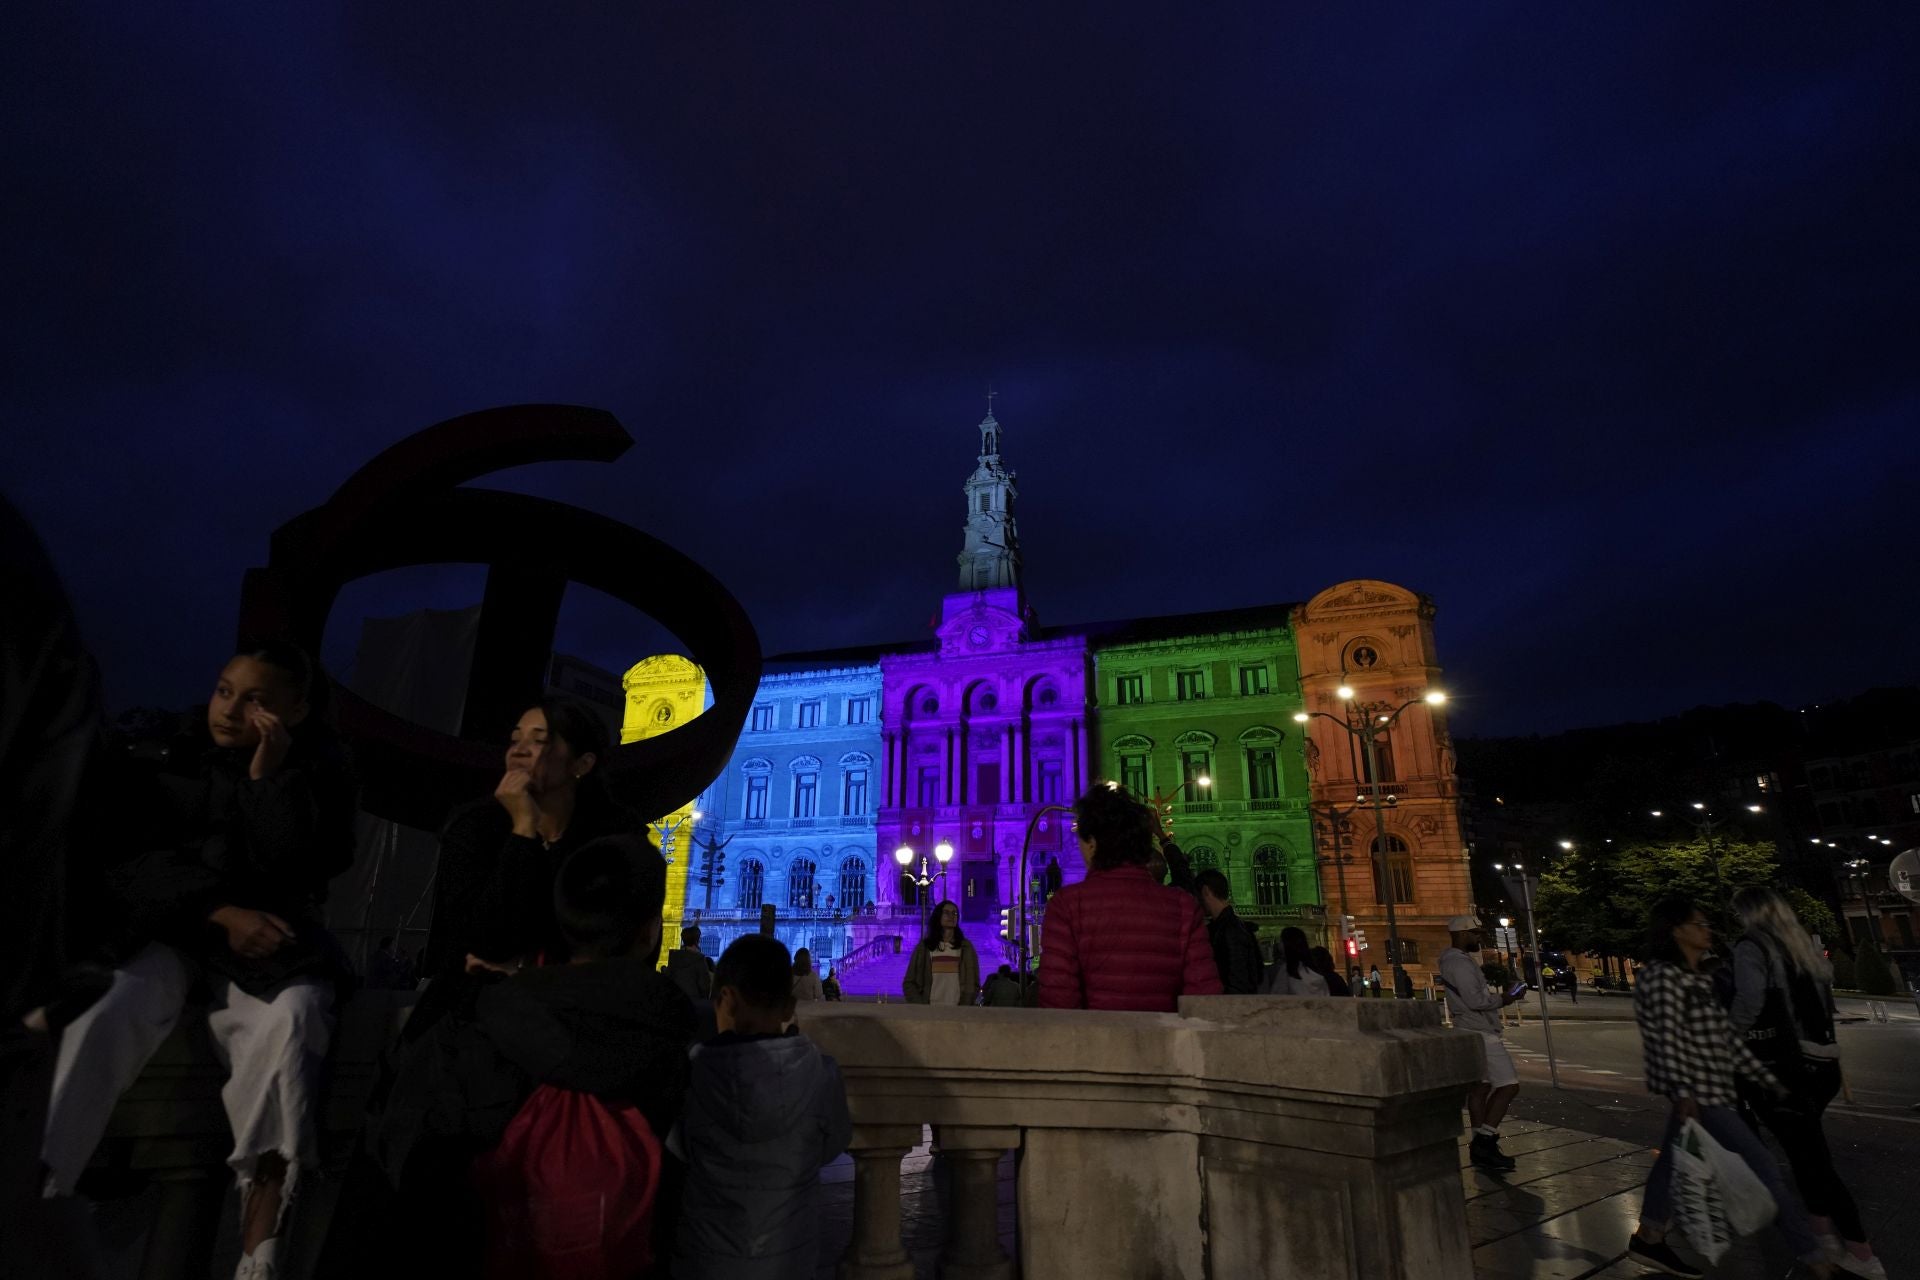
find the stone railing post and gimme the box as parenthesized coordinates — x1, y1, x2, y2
(934, 1126, 1020, 1280)
(838, 1124, 921, 1280)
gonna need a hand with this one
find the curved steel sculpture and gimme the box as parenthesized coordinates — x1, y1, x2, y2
(236, 404, 762, 831)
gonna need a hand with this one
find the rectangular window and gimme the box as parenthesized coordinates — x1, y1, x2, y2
(1387, 938, 1421, 965)
(1119, 753, 1149, 797)
(794, 773, 818, 818)
(745, 774, 769, 820)
(1237, 665, 1270, 696)
(843, 769, 868, 816)
(917, 767, 940, 807)
(1246, 748, 1280, 801)
(976, 763, 1001, 805)
(1038, 760, 1064, 804)
(798, 701, 822, 729)
(750, 705, 774, 732)
(1175, 670, 1206, 701)
(1254, 869, 1288, 908)
(846, 697, 872, 725)
(1181, 751, 1210, 789)
(1115, 674, 1144, 706)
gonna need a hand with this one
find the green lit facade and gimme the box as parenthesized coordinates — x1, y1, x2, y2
(1087, 607, 1321, 940)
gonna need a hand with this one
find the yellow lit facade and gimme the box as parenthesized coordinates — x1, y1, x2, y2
(621, 654, 710, 946)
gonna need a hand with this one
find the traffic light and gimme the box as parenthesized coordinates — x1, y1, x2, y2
(1354, 927, 1369, 951)
(1345, 937, 1359, 958)
(999, 906, 1012, 941)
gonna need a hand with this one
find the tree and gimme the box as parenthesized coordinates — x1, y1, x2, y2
(1853, 938, 1897, 995)
(1535, 837, 1820, 963)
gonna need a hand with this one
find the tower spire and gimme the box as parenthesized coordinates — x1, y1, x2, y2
(957, 402, 1020, 592)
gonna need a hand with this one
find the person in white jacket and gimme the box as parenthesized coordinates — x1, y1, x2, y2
(1262, 927, 1329, 996)
(1438, 915, 1525, 1171)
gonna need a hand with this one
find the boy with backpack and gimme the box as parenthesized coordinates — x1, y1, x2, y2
(671, 934, 853, 1280)
(468, 834, 698, 1279)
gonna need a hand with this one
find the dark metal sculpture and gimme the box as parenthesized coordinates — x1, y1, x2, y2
(237, 404, 761, 830)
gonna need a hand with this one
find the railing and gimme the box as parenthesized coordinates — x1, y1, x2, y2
(91, 994, 1480, 1279)
(834, 933, 902, 977)
(807, 996, 1482, 1278)
(1169, 797, 1310, 818)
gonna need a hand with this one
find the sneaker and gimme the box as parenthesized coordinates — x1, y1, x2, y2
(1835, 1255, 1887, 1280)
(1626, 1234, 1704, 1279)
(1469, 1133, 1517, 1172)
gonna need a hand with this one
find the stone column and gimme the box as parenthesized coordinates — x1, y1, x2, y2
(945, 729, 956, 805)
(838, 1125, 921, 1280)
(1069, 718, 1082, 794)
(935, 1126, 1020, 1280)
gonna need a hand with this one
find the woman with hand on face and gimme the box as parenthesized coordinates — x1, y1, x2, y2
(423, 698, 630, 984)
(46, 640, 356, 1280)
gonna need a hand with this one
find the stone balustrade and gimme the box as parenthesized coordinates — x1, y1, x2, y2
(86, 991, 1481, 1279)
(802, 995, 1484, 1280)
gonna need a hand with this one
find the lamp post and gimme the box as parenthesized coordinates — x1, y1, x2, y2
(691, 828, 736, 912)
(650, 808, 701, 864)
(1016, 802, 1077, 999)
(1149, 774, 1211, 837)
(1295, 687, 1445, 996)
(894, 840, 954, 934)
(1494, 859, 1559, 1088)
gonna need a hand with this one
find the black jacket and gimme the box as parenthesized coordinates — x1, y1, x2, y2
(100, 735, 358, 995)
(423, 786, 638, 976)
(369, 957, 695, 1192)
(1206, 906, 1264, 995)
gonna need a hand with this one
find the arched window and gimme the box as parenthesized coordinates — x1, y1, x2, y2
(1187, 845, 1221, 871)
(838, 855, 867, 908)
(788, 856, 818, 909)
(1371, 835, 1413, 904)
(737, 859, 765, 910)
(1254, 844, 1289, 907)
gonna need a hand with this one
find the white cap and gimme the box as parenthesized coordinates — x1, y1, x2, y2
(1446, 915, 1483, 932)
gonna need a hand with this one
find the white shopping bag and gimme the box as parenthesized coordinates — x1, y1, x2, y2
(1700, 1122, 1777, 1236)
(1668, 1117, 1777, 1263)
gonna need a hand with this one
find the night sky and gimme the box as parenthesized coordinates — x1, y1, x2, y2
(4, 6, 1915, 738)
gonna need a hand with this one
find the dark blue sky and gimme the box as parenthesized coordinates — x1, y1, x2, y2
(4, 5, 1915, 737)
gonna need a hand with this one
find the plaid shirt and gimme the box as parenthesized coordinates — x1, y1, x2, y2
(1634, 960, 1782, 1106)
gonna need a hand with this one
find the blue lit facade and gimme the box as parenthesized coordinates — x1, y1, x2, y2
(687, 659, 884, 965)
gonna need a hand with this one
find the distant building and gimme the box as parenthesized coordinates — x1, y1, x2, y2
(632, 408, 1473, 994)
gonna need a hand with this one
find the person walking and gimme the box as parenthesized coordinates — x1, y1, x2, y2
(1625, 895, 1833, 1280)
(1194, 869, 1262, 994)
(1728, 888, 1883, 1278)
(1437, 916, 1526, 1171)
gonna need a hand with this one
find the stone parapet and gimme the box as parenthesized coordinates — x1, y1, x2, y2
(802, 994, 1482, 1279)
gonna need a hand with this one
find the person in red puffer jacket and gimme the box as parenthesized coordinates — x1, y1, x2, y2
(1039, 784, 1223, 1011)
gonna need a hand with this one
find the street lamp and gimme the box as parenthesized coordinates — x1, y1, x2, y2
(651, 808, 701, 864)
(894, 839, 954, 934)
(1149, 774, 1212, 837)
(1294, 687, 1446, 995)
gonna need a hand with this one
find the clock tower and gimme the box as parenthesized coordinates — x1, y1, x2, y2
(957, 401, 1022, 594)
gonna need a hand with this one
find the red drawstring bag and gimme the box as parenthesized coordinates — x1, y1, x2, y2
(471, 1084, 663, 1280)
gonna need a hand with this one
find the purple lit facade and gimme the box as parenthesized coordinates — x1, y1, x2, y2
(876, 587, 1090, 933)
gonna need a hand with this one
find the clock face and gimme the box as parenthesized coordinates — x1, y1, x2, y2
(967, 625, 992, 649)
